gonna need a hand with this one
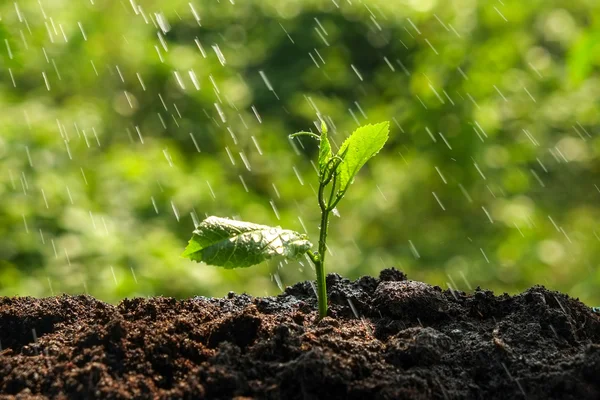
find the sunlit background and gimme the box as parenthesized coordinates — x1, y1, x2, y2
(1, 0, 599, 305)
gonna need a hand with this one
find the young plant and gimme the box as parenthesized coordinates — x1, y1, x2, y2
(183, 120, 390, 318)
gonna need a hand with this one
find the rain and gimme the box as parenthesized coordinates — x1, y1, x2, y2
(0, 0, 597, 326)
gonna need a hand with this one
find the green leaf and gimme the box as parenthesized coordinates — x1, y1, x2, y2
(335, 121, 390, 194)
(182, 216, 313, 269)
(318, 122, 332, 180)
(320, 119, 328, 135)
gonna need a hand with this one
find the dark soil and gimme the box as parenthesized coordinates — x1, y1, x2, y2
(1, 269, 599, 399)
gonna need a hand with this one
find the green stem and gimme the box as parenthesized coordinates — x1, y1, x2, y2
(328, 187, 347, 212)
(312, 159, 343, 319)
(315, 196, 330, 319)
(327, 174, 338, 210)
(289, 132, 321, 140)
(306, 250, 319, 265)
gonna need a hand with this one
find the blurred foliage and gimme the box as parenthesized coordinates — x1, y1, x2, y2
(1, 0, 600, 305)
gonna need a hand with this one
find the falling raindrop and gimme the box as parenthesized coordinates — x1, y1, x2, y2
(4, 39, 13, 59)
(425, 127, 437, 143)
(77, 22, 87, 40)
(482, 206, 494, 224)
(473, 160, 486, 180)
(347, 298, 360, 318)
(292, 166, 304, 185)
(42, 71, 51, 91)
(258, 70, 278, 99)
(189, 133, 201, 152)
(434, 166, 447, 184)
(151, 196, 159, 214)
(480, 248, 490, 263)
(90, 60, 99, 76)
(40, 189, 49, 209)
(189, 3, 201, 24)
(273, 272, 284, 292)
(432, 192, 445, 210)
(224, 145, 240, 166)
(408, 240, 420, 259)
(110, 266, 118, 286)
(269, 200, 280, 220)
(174, 71, 186, 90)
(155, 12, 170, 33)
(214, 103, 226, 122)
(64, 248, 71, 266)
(251, 136, 263, 155)
(136, 72, 146, 90)
(22, 214, 29, 233)
(206, 181, 216, 199)
(130, 267, 138, 284)
(272, 183, 280, 199)
(80, 168, 88, 185)
(314, 27, 329, 46)
(171, 200, 180, 221)
(350, 64, 363, 81)
(238, 175, 249, 192)
(239, 151, 252, 171)
(189, 70, 200, 90)
(135, 126, 144, 144)
(438, 132, 452, 150)
(194, 38, 207, 57)
(8, 68, 16, 87)
(212, 44, 226, 66)
(251, 105, 262, 123)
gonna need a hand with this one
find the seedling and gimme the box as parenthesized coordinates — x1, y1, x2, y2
(183, 120, 390, 318)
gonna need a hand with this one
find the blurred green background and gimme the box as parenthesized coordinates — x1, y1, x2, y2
(1, 0, 599, 305)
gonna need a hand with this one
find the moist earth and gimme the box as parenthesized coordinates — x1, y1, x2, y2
(0, 269, 599, 399)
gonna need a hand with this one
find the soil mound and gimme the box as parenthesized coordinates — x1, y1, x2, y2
(1, 269, 599, 399)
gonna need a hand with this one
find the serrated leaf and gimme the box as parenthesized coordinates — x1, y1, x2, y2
(318, 126, 332, 180)
(335, 121, 390, 194)
(182, 216, 313, 269)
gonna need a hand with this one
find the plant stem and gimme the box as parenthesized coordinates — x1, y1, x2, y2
(311, 159, 343, 319)
(315, 199, 330, 319)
